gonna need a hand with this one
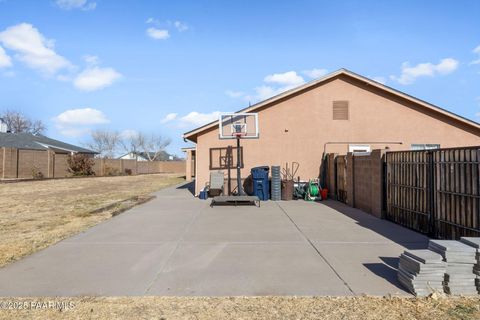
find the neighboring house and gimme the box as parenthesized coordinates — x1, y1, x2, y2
(0, 132, 97, 155)
(183, 69, 480, 195)
(117, 151, 177, 161)
(0, 118, 8, 133)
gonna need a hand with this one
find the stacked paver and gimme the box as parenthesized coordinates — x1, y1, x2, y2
(460, 237, 480, 294)
(397, 249, 446, 296)
(428, 240, 477, 295)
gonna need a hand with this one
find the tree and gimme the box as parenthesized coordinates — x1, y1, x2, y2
(120, 131, 145, 159)
(85, 130, 121, 158)
(67, 154, 95, 176)
(0, 110, 46, 135)
(137, 133, 171, 161)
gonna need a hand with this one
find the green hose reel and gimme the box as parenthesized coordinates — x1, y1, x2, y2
(305, 180, 320, 201)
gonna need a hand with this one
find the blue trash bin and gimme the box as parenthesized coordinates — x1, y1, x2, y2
(251, 166, 270, 201)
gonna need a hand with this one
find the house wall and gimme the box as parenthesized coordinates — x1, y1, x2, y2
(194, 75, 480, 194)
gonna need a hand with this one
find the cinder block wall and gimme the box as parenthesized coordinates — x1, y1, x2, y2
(327, 150, 385, 218)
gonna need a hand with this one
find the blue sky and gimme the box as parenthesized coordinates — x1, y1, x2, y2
(0, 0, 479, 156)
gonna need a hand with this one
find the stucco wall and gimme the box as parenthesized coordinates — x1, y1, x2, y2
(194, 75, 480, 194)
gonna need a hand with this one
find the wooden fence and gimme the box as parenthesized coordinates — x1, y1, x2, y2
(1, 147, 185, 180)
(385, 147, 480, 239)
(326, 146, 480, 239)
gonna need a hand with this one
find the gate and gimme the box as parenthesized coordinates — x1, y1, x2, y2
(385, 147, 480, 239)
(336, 155, 348, 203)
(433, 147, 480, 239)
(386, 150, 432, 234)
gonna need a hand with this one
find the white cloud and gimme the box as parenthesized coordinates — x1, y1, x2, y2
(371, 76, 387, 85)
(174, 21, 188, 32)
(54, 108, 109, 137)
(303, 68, 328, 79)
(83, 54, 99, 66)
(55, 108, 109, 125)
(73, 67, 122, 91)
(391, 58, 459, 85)
(471, 45, 480, 65)
(0, 23, 72, 75)
(225, 90, 244, 98)
(55, 0, 96, 11)
(0, 46, 12, 68)
(160, 113, 178, 124)
(179, 111, 222, 127)
(146, 27, 170, 40)
(264, 71, 305, 87)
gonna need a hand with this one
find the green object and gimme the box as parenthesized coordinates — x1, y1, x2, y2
(305, 181, 320, 201)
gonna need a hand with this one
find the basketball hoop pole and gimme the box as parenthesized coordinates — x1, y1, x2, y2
(236, 135, 245, 195)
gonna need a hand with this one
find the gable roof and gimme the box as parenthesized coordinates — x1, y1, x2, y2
(0, 132, 97, 154)
(183, 68, 480, 142)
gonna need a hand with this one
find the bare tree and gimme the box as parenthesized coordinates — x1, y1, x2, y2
(138, 133, 171, 161)
(120, 131, 145, 159)
(0, 110, 46, 135)
(85, 130, 121, 158)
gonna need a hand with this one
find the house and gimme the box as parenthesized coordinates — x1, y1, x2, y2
(117, 151, 177, 161)
(0, 118, 8, 133)
(0, 132, 97, 155)
(183, 69, 480, 195)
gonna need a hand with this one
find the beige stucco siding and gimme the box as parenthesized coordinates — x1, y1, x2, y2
(194, 76, 480, 194)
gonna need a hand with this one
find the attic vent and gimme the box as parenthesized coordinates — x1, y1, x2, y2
(333, 101, 349, 120)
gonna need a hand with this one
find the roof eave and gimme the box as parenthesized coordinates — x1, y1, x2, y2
(182, 68, 480, 140)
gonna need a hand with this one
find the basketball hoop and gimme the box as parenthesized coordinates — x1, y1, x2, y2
(233, 132, 246, 138)
(218, 113, 259, 196)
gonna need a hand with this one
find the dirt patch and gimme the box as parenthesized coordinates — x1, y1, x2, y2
(0, 296, 479, 320)
(0, 174, 184, 267)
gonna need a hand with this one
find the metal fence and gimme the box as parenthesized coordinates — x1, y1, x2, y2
(385, 147, 480, 239)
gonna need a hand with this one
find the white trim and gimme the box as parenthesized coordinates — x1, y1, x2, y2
(348, 144, 371, 153)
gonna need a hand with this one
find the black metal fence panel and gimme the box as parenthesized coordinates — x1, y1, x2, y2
(385, 147, 480, 239)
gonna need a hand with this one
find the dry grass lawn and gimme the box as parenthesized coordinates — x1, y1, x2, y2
(0, 296, 479, 320)
(0, 174, 184, 267)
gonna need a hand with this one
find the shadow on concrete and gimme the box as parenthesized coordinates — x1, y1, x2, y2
(321, 200, 429, 250)
(380, 256, 399, 270)
(176, 181, 195, 196)
(363, 262, 406, 292)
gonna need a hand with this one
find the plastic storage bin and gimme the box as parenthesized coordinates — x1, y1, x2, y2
(251, 166, 270, 201)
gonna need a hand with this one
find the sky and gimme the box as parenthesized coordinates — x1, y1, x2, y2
(0, 0, 479, 157)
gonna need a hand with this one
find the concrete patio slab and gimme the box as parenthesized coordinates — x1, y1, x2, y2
(147, 242, 352, 296)
(311, 242, 426, 296)
(183, 202, 304, 243)
(0, 242, 177, 296)
(0, 181, 429, 296)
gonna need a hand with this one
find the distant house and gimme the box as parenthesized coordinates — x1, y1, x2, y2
(0, 132, 97, 155)
(118, 151, 178, 161)
(0, 118, 8, 133)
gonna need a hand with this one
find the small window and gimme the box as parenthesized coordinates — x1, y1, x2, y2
(333, 101, 349, 120)
(411, 144, 440, 150)
(349, 144, 371, 153)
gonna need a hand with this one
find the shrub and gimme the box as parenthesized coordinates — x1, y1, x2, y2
(31, 166, 44, 179)
(67, 154, 95, 176)
(104, 165, 122, 176)
(124, 168, 133, 175)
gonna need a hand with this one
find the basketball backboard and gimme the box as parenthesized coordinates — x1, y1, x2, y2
(219, 113, 259, 139)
